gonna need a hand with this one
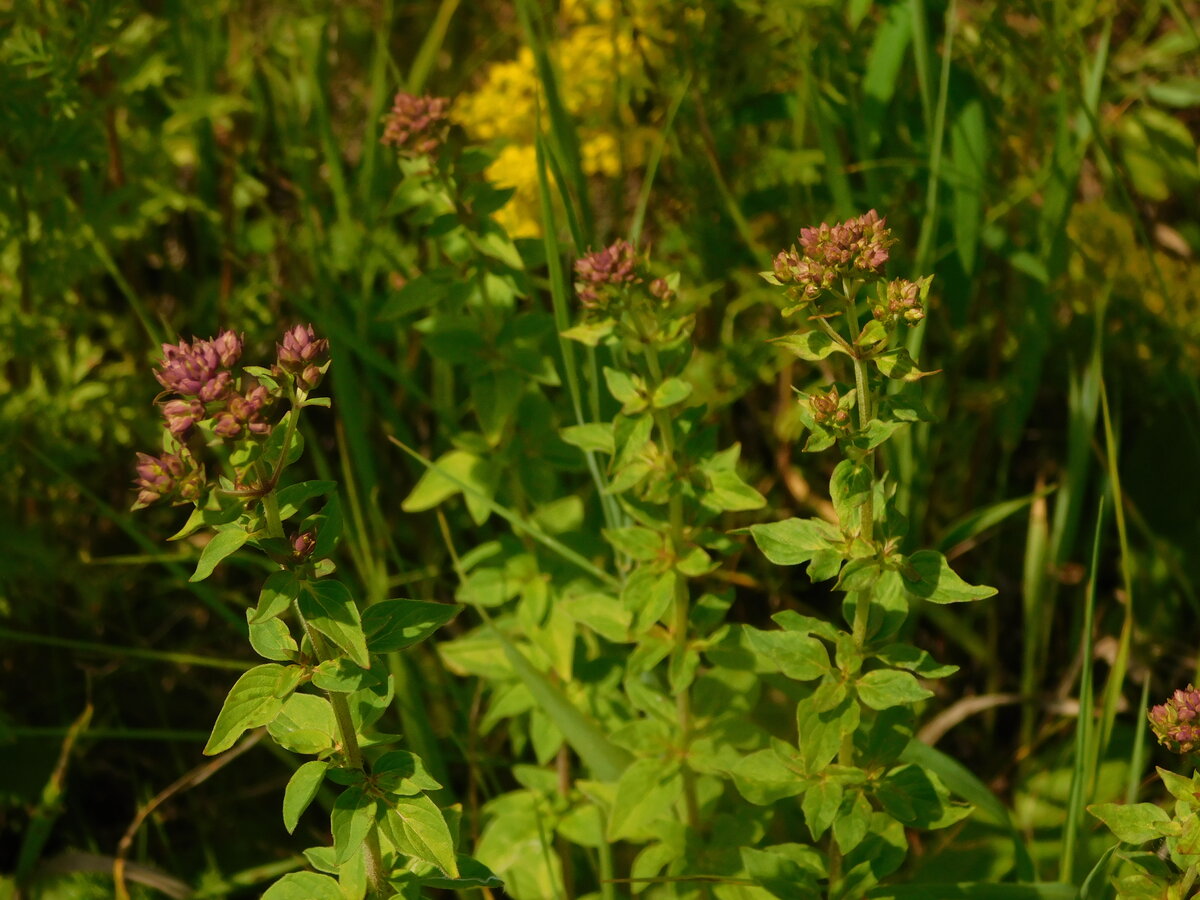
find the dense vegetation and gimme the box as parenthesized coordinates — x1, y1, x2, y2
(2, 0, 1200, 897)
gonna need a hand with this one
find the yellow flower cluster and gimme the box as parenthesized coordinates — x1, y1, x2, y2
(453, 1, 662, 237)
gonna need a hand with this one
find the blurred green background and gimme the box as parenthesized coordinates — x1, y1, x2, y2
(2, 0, 1199, 895)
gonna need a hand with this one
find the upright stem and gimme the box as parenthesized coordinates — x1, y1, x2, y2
(641, 338, 700, 832)
(295, 601, 389, 896)
(845, 293, 876, 648)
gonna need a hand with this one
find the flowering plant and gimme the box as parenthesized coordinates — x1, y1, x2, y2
(134, 327, 499, 898)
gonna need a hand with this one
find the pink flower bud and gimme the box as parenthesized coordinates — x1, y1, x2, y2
(161, 398, 206, 437)
(381, 92, 451, 158)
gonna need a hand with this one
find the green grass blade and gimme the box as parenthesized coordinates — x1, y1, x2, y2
(935, 485, 1055, 554)
(535, 129, 621, 533)
(1060, 499, 1105, 883)
(407, 0, 460, 94)
(513, 0, 593, 239)
(1095, 380, 1132, 760)
(628, 75, 689, 248)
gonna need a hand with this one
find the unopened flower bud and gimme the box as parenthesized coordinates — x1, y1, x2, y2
(133, 451, 202, 508)
(161, 398, 206, 437)
(211, 412, 242, 438)
(277, 325, 330, 376)
(649, 278, 675, 304)
(292, 531, 317, 560)
(874, 278, 925, 327)
(299, 364, 323, 392)
(382, 92, 451, 158)
(808, 387, 850, 430)
(1150, 686, 1200, 754)
(212, 330, 243, 368)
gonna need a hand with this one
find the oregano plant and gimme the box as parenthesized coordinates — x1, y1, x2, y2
(732, 211, 998, 896)
(133, 325, 500, 898)
(1089, 686, 1200, 897)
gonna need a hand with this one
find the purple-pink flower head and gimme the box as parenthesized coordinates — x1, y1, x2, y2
(277, 325, 329, 391)
(1149, 685, 1200, 754)
(382, 92, 451, 158)
(797, 209, 894, 276)
(574, 240, 640, 310)
(155, 335, 234, 401)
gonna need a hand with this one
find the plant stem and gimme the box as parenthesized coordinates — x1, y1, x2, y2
(641, 338, 700, 832)
(845, 292, 876, 648)
(295, 601, 390, 896)
(262, 489, 285, 541)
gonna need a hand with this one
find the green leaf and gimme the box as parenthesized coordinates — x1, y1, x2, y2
(561, 320, 615, 346)
(834, 790, 874, 854)
(362, 599, 461, 653)
(874, 348, 939, 382)
(383, 794, 460, 876)
(731, 748, 808, 805)
(251, 571, 300, 624)
(374, 750, 443, 796)
(603, 367, 646, 413)
(204, 664, 301, 755)
(744, 626, 830, 681)
(298, 580, 370, 668)
(748, 518, 840, 566)
(268, 693, 337, 755)
(607, 757, 681, 842)
(830, 460, 872, 529)
(797, 683, 858, 775)
(276, 480, 337, 520)
(901, 551, 997, 604)
(874, 644, 958, 679)
(603, 526, 664, 561)
(283, 761, 329, 834)
(560, 592, 631, 643)
(560, 423, 615, 454)
(741, 844, 823, 898)
(401, 450, 487, 513)
(247, 612, 298, 662)
(857, 319, 888, 348)
(803, 779, 844, 840)
(857, 669, 933, 710)
(261, 872, 343, 900)
(189, 529, 249, 583)
(705, 468, 767, 512)
(418, 856, 504, 890)
(311, 658, 372, 693)
(652, 377, 692, 408)
(773, 329, 844, 361)
(332, 787, 376, 865)
(1088, 802, 1173, 844)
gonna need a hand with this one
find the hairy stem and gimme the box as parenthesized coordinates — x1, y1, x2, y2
(641, 338, 700, 832)
(295, 601, 389, 895)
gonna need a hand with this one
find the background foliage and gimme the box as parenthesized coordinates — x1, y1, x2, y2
(2, 0, 1199, 896)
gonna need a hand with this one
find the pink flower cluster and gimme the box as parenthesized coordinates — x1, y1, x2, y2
(574, 239, 641, 310)
(774, 210, 894, 301)
(382, 92, 451, 158)
(1149, 685, 1200, 754)
(154, 331, 271, 440)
